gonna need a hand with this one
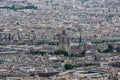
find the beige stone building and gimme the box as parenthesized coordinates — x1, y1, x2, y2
(57, 29, 95, 56)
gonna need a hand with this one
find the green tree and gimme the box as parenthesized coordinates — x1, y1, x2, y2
(48, 42, 59, 45)
(103, 44, 113, 53)
(108, 44, 113, 51)
(84, 63, 96, 66)
(64, 64, 74, 70)
(37, 40, 45, 45)
(0, 29, 3, 32)
(53, 50, 68, 56)
(64, 64, 79, 70)
(18, 42, 26, 45)
(0, 42, 6, 46)
(116, 47, 120, 52)
(30, 51, 46, 56)
(81, 50, 86, 57)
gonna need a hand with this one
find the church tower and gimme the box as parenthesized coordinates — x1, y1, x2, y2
(59, 29, 70, 54)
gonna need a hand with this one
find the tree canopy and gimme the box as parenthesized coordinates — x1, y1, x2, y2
(53, 50, 68, 56)
(103, 44, 113, 53)
(30, 50, 46, 56)
(64, 64, 78, 70)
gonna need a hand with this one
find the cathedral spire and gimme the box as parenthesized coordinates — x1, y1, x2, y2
(79, 32, 82, 46)
(78, 27, 82, 46)
(62, 29, 66, 35)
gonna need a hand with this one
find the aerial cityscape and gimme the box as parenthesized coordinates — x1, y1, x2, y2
(0, 0, 120, 80)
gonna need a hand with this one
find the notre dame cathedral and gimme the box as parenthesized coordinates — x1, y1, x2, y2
(57, 29, 95, 56)
(57, 29, 83, 56)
